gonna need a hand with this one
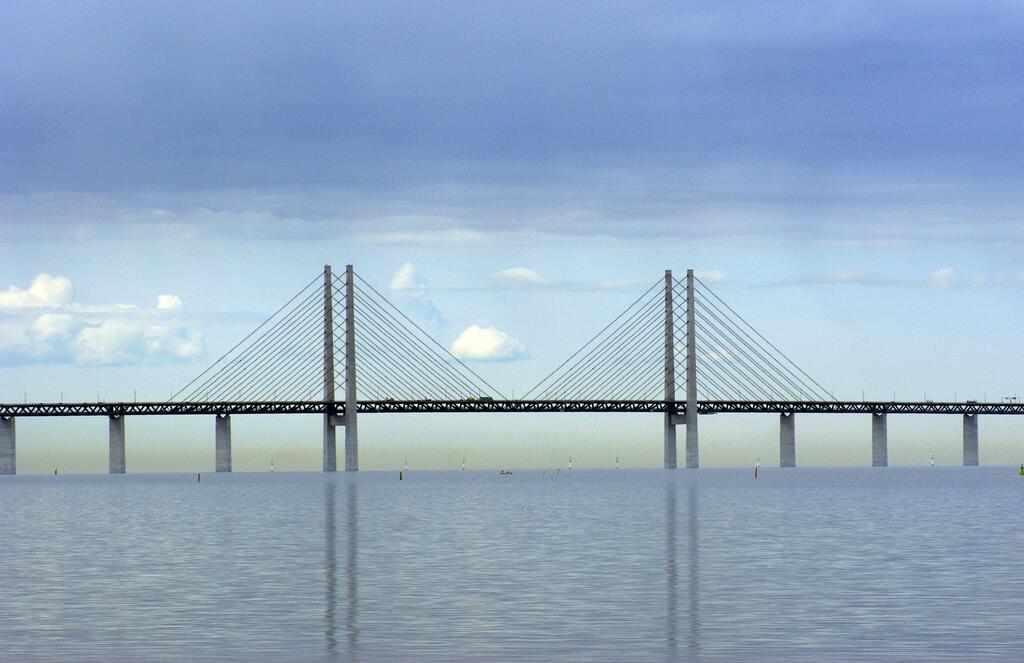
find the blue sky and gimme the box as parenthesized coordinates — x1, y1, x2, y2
(1, 1, 1022, 471)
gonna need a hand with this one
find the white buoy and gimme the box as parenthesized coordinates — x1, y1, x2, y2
(404, 459, 409, 472)
(615, 455, 619, 470)
(930, 452, 935, 467)
(461, 456, 466, 471)
(568, 456, 573, 471)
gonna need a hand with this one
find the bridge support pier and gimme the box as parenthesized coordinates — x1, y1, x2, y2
(663, 415, 677, 469)
(0, 416, 14, 475)
(780, 413, 795, 467)
(323, 419, 337, 472)
(963, 414, 978, 466)
(872, 413, 887, 467)
(109, 415, 125, 474)
(215, 414, 231, 472)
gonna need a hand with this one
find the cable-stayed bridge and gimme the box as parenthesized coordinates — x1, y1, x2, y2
(2, 265, 1021, 474)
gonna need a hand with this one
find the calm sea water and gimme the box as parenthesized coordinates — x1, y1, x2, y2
(1, 467, 1022, 661)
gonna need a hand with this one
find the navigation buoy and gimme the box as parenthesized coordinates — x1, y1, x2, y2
(754, 456, 760, 479)
(197, 473, 201, 482)
(399, 470, 403, 480)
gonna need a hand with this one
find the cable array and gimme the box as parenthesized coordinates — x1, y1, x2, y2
(522, 278, 686, 401)
(175, 267, 504, 403)
(347, 274, 503, 400)
(173, 274, 337, 402)
(688, 276, 833, 402)
(522, 273, 832, 403)
(173, 265, 832, 405)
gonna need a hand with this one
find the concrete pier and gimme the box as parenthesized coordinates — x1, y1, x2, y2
(779, 413, 795, 467)
(663, 270, 677, 469)
(963, 414, 979, 466)
(0, 416, 14, 475)
(215, 414, 231, 472)
(871, 413, 887, 467)
(109, 415, 125, 474)
(684, 269, 699, 469)
(664, 414, 677, 469)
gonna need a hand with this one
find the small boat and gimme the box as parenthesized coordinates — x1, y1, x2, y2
(499, 470, 512, 476)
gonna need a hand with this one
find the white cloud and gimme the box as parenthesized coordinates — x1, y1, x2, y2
(70, 321, 205, 365)
(390, 262, 425, 293)
(144, 325, 204, 360)
(0, 273, 73, 309)
(490, 267, 550, 286)
(694, 270, 727, 284)
(0, 274, 204, 366)
(705, 347, 731, 362)
(928, 267, 954, 286)
(73, 320, 147, 365)
(156, 294, 183, 310)
(450, 324, 526, 361)
(30, 313, 77, 343)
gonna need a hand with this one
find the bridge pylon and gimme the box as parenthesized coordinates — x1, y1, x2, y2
(323, 264, 359, 472)
(684, 268, 699, 468)
(663, 268, 699, 469)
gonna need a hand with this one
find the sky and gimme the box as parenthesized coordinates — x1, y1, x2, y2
(2, 1, 1023, 472)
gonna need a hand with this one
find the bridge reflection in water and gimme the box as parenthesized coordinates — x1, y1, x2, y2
(324, 480, 359, 656)
(666, 480, 701, 657)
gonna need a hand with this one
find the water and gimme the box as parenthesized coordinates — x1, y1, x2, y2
(2, 467, 1022, 661)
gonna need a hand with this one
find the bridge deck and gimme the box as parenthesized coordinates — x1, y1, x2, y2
(1, 400, 1021, 417)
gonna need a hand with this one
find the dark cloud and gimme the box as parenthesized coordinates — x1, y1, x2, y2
(2, 1, 1022, 194)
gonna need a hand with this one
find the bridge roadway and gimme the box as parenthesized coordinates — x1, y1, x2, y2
(3, 399, 1023, 417)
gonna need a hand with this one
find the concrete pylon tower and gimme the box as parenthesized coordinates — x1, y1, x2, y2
(685, 268, 699, 468)
(663, 270, 677, 469)
(323, 265, 337, 472)
(344, 264, 359, 471)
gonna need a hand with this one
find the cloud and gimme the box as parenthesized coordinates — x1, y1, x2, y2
(694, 270, 727, 284)
(389, 262, 425, 293)
(385, 262, 446, 328)
(156, 294, 183, 310)
(705, 347, 731, 362)
(490, 267, 550, 286)
(30, 313, 76, 343)
(0, 273, 73, 309)
(450, 325, 527, 361)
(753, 268, 963, 289)
(143, 325, 204, 361)
(0, 274, 204, 366)
(927, 268, 954, 286)
(72, 320, 148, 365)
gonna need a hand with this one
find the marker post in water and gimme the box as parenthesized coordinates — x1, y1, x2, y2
(754, 456, 760, 479)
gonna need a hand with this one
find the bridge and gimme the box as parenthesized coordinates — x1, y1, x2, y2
(1, 265, 1016, 474)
